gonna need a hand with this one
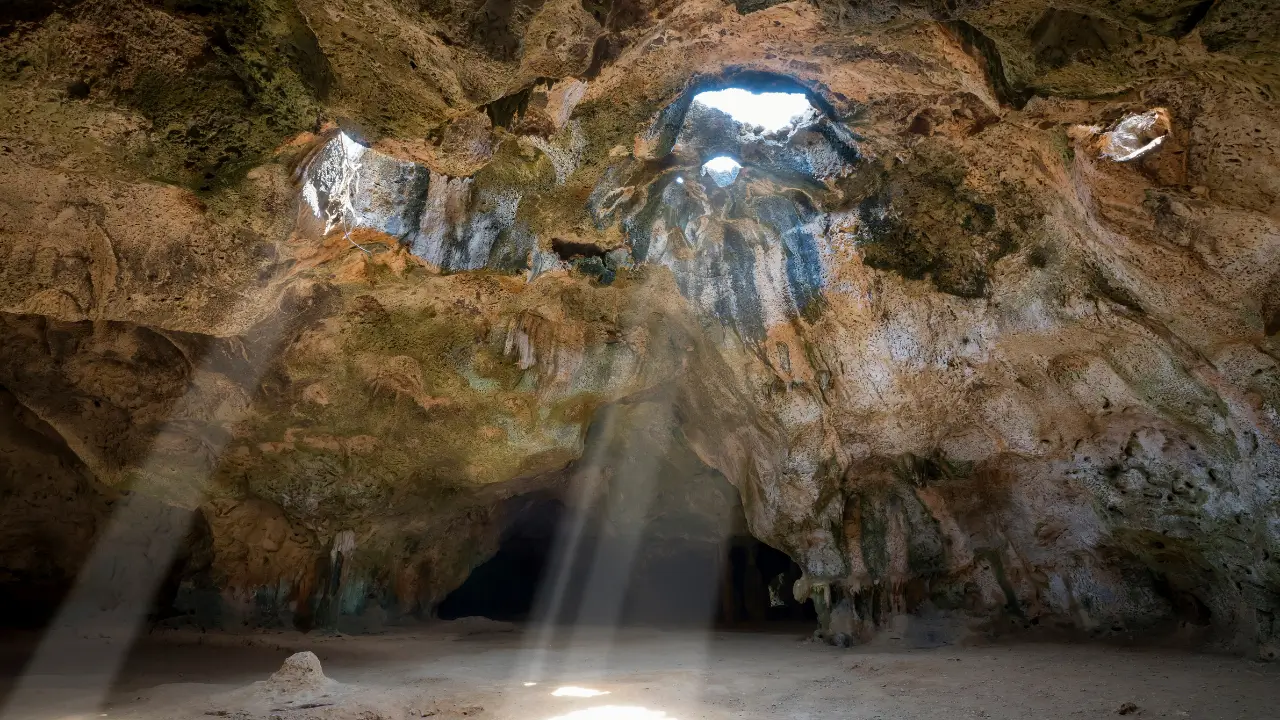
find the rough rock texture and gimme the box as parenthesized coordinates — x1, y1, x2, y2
(0, 0, 1278, 659)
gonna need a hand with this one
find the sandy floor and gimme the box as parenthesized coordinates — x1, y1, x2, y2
(1, 621, 1278, 720)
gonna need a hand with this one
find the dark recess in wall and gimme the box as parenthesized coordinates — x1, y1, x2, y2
(437, 495, 815, 628)
(551, 238, 609, 262)
(946, 21, 1032, 109)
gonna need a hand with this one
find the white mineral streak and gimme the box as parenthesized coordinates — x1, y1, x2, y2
(1100, 110, 1169, 162)
(547, 79, 589, 130)
(330, 529, 356, 560)
(526, 121, 588, 185)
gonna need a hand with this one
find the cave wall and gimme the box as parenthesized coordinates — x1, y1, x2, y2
(0, 0, 1277, 657)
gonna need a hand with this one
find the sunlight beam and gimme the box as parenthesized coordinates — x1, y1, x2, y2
(0, 146, 345, 720)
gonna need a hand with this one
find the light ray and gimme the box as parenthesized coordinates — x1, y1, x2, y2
(1, 145, 347, 720)
(0, 336, 286, 720)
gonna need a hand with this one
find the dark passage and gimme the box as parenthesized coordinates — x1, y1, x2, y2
(436, 500, 725, 625)
(438, 492, 813, 628)
(437, 494, 564, 622)
(436, 541, 549, 621)
(719, 538, 815, 626)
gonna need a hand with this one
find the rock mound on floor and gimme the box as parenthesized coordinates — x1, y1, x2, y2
(215, 650, 340, 715)
(267, 651, 330, 694)
(203, 648, 434, 720)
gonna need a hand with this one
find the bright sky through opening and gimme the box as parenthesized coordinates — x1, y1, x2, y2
(702, 156, 742, 174)
(691, 88, 812, 131)
(700, 155, 742, 187)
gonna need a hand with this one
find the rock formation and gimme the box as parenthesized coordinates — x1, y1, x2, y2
(0, 0, 1277, 658)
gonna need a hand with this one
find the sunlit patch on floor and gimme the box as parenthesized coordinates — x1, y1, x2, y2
(691, 88, 813, 131)
(551, 686, 611, 698)
(544, 707, 673, 720)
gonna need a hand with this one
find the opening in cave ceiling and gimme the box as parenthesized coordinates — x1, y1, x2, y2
(701, 155, 742, 186)
(604, 80, 855, 341)
(690, 88, 814, 132)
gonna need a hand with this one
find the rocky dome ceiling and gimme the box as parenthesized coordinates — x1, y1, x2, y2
(1, 0, 1278, 657)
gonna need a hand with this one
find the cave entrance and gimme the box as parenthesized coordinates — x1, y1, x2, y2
(435, 501, 814, 628)
(718, 537, 815, 627)
(437, 404, 815, 629)
(435, 494, 732, 627)
(436, 493, 566, 622)
(438, 522, 815, 628)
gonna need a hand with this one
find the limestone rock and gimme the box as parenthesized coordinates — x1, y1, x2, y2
(0, 0, 1278, 663)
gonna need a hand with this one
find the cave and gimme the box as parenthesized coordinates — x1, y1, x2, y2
(2, 0, 1280, 718)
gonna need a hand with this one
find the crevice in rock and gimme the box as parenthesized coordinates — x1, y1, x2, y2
(483, 83, 541, 129)
(946, 21, 1032, 109)
(0, 0, 83, 38)
(1264, 304, 1280, 336)
(722, 537, 816, 626)
(1029, 9, 1134, 71)
(732, 0, 790, 15)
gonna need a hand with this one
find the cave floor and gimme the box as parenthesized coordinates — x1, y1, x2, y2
(1, 623, 1278, 720)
